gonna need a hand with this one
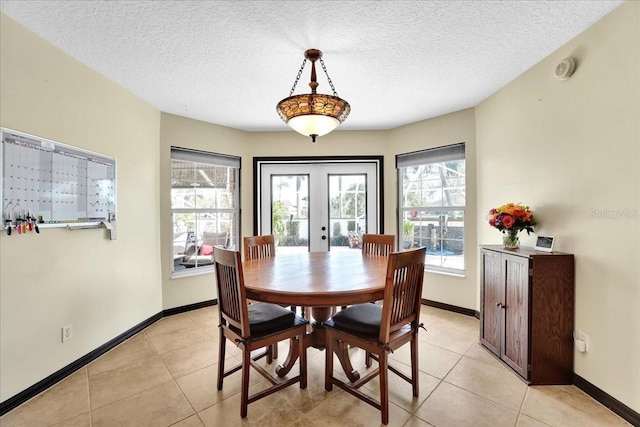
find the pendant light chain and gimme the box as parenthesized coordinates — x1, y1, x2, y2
(319, 58, 339, 97)
(288, 58, 307, 97)
(276, 48, 351, 143)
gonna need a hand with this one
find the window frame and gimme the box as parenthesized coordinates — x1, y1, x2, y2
(397, 143, 466, 274)
(170, 146, 240, 277)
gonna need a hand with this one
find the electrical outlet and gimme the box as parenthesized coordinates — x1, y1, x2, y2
(62, 324, 73, 342)
(578, 330, 590, 352)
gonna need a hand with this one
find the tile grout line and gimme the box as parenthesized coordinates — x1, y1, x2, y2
(154, 322, 204, 426)
(85, 367, 94, 427)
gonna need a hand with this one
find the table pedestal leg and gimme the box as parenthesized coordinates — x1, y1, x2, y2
(275, 336, 301, 377)
(275, 306, 360, 382)
(333, 340, 361, 382)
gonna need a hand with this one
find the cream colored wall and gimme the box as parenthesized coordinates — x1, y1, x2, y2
(159, 113, 249, 309)
(0, 14, 162, 402)
(389, 109, 478, 310)
(475, 1, 639, 412)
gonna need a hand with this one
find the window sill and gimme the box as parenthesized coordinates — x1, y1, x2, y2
(424, 268, 466, 278)
(172, 265, 215, 279)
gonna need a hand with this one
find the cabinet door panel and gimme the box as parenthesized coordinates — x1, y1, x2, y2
(480, 250, 503, 356)
(502, 254, 530, 378)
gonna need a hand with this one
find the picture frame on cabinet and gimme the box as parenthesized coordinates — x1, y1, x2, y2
(535, 235, 555, 252)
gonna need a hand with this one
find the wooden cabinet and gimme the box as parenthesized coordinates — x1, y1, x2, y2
(480, 245, 575, 384)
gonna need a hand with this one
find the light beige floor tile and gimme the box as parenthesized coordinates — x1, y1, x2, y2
(159, 337, 219, 378)
(175, 360, 267, 412)
(199, 319, 220, 339)
(88, 334, 157, 377)
(197, 385, 306, 427)
(520, 386, 630, 427)
(89, 354, 172, 410)
(184, 307, 218, 325)
(175, 364, 229, 412)
(144, 313, 200, 337)
(463, 341, 504, 367)
(170, 414, 205, 427)
(50, 412, 91, 427)
(402, 415, 436, 427)
(146, 325, 210, 355)
(284, 416, 325, 427)
(422, 307, 479, 336)
(305, 390, 412, 427)
(361, 362, 441, 414)
(516, 414, 553, 426)
(418, 323, 477, 354)
(392, 341, 462, 379)
(444, 355, 527, 410)
(277, 357, 339, 413)
(0, 369, 89, 427)
(415, 381, 519, 427)
(91, 380, 193, 427)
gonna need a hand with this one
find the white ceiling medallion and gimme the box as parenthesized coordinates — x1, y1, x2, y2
(555, 57, 577, 80)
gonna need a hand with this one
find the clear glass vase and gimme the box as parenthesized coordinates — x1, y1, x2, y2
(503, 230, 520, 249)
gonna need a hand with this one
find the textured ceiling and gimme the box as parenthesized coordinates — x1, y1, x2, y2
(0, 1, 624, 132)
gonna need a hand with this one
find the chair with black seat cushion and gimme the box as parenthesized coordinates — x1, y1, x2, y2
(214, 247, 309, 418)
(324, 246, 426, 425)
(361, 233, 395, 256)
(243, 234, 299, 361)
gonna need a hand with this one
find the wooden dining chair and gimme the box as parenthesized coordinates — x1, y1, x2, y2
(243, 234, 298, 361)
(243, 235, 276, 260)
(361, 233, 395, 256)
(339, 233, 396, 311)
(324, 246, 426, 425)
(213, 247, 309, 418)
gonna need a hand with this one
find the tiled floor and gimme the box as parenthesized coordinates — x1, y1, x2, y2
(1, 306, 631, 427)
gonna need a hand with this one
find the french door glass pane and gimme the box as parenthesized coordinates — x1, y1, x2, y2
(271, 175, 309, 252)
(329, 174, 366, 251)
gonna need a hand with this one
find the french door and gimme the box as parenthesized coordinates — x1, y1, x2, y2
(258, 161, 380, 252)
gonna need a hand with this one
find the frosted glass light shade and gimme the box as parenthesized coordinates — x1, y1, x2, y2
(288, 115, 340, 138)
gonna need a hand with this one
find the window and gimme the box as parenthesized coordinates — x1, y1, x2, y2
(397, 143, 465, 273)
(171, 147, 240, 275)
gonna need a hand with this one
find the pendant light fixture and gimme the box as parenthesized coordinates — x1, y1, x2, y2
(276, 49, 350, 143)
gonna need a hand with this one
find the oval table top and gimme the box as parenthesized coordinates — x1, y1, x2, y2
(242, 250, 389, 307)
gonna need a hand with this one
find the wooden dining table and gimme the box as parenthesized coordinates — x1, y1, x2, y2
(242, 250, 389, 382)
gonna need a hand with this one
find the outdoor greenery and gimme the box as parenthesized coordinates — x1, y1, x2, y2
(330, 182, 365, 219)
(331, 235, 350, 246)
(272, 200, 289, 245)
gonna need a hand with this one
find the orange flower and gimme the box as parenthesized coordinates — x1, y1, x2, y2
(501, 215, 515, 228)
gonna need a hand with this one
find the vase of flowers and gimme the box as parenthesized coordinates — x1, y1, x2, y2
(488, 203, 535, 249)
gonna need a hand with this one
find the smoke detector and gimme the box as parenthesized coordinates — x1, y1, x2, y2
(555, 57, 577, 80)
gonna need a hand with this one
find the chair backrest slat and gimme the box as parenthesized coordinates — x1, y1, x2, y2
(243, 235, 276, 261)
(214, 247, 250, 336)
(380, 247, 426, 342)
(362, 234, 395, 256)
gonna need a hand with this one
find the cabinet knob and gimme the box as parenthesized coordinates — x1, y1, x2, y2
(496, 302, 502, 308)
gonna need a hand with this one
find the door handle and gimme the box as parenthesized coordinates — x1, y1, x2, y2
(321, 235, 327, 240)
